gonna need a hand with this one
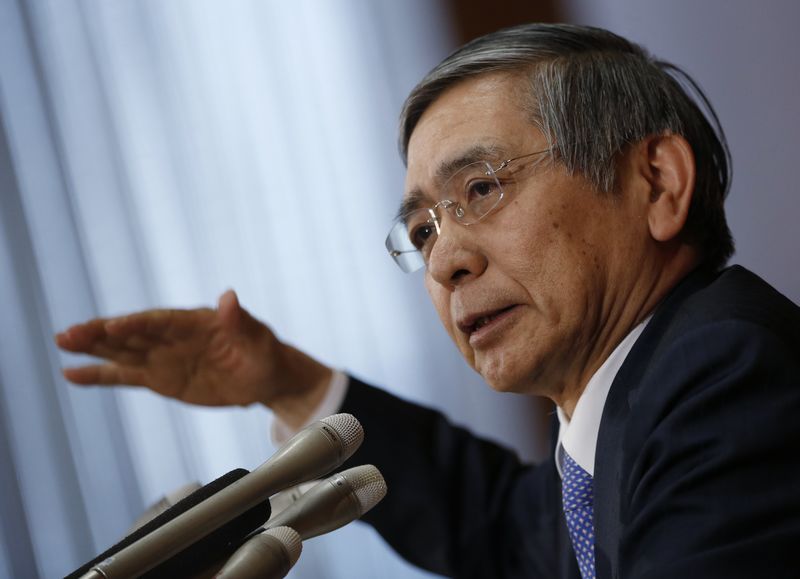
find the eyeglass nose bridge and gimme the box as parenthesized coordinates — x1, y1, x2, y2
(430, 199, 468, 232)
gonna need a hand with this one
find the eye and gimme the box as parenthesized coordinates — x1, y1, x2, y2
(464, 179, 499, 204)
(409, 222, 436, 251)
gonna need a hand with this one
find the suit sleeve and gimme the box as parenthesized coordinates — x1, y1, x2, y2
(340, 378, 568, 579)
(619, 319, 800, 578)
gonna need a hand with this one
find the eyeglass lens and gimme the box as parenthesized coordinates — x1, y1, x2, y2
(386, 161, 505, 272)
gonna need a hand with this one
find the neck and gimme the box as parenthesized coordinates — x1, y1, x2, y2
(554, 246, 700, 418)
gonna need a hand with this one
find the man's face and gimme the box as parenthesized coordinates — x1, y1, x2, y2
(403, 72, 652, 401)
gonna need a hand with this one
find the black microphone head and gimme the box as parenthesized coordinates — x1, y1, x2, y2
(65, 469, 271, 579)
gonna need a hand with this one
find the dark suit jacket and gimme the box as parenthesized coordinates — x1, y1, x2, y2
(341, 266, 800, 578)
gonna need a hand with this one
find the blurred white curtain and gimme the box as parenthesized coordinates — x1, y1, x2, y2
(0, 0, 547, 577)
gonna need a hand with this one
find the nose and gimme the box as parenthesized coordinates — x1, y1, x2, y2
(426, 218, 487, 289)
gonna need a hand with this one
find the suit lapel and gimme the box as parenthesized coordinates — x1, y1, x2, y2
(591, 267, 718, 578)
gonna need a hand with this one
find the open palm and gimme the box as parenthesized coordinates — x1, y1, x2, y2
(57, 291, 285, 407)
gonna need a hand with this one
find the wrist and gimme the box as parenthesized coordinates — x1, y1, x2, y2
(267, 344, 333, 430)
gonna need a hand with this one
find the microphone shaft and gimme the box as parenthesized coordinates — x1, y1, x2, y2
(266, 472, 362, 540)
(87, 423, 346, 578)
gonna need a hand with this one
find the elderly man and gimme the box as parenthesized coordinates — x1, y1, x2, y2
(57, 24, 800, 579)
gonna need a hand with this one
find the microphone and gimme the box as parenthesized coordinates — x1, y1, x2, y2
(266, 481, 320, 524)
(265, 464, 387, 540)
(79, 413, 363, 579)
(213, 526, 302, 579)
(211, 466, 386, 579)
(128, 481, 203, 533)
(66, 469, 269, 579)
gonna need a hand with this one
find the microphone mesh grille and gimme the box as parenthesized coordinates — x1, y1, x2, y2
(264, 526, 303, 567)
(321, 413, 364, 458)
(346, 465, 387, 515)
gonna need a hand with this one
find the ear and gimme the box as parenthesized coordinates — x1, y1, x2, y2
(642, 133, 696, 242)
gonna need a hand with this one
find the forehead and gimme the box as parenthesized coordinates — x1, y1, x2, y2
(403, 73, 538, 205)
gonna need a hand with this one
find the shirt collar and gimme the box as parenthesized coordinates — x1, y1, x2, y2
(555, 317, 650, 477)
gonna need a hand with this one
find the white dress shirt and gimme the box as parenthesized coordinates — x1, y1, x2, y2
(555, 318, 649, 477)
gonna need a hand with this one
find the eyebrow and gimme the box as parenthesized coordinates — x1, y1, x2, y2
(396, 144, 507, 221)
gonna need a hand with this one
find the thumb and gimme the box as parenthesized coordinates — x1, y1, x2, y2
(217, 289, 243, 331)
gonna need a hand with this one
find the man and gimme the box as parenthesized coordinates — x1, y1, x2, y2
(56, 24, 800, 578)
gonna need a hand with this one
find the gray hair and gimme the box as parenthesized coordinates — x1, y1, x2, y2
(400, 23, 733, 271)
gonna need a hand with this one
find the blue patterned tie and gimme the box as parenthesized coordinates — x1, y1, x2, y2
(561, 448, 596, 579)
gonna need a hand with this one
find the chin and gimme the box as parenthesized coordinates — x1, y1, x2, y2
(485, 380, 521, 395)
(476, 355, 545, 397)
(478, 366, 533, 395)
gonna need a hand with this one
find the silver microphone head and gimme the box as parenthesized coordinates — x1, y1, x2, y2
(320, 413, 364, 461)
(263, 526, 302, 568)
(214, 526, 302, 579)
(342, 464, 387, 516)
(265, 464, 387, 540)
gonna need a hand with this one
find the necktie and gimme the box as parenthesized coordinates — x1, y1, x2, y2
(561, 448, 596, 579)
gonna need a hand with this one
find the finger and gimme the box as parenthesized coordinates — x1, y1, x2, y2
(57, 315, 159, 351)
(106, 308, 214, 340)
(63, 364, 148, 386)
(120, 333, 157, 351)
(57, 328, 148, 364)
(104, 310, 174, 338)
(91, 343, 147, 366)
(55, 319, 110, 352)
(96, 331, 156, 353)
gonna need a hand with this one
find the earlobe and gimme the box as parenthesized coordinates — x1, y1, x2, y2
(644, 134, 696, 242)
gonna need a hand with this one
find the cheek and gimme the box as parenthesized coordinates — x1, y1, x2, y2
(492, 203, 605, 315)
(425, 276, 476, 360)
(489, 207, 557, 280)
(425, 276, 453, 331)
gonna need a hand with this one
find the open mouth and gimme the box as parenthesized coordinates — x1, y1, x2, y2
(465, 305, 517, 335)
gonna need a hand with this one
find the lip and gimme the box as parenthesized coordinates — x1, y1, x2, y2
(457, 305, 521, 345)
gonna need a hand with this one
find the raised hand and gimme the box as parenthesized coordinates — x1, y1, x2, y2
(55, 290, 332, 427)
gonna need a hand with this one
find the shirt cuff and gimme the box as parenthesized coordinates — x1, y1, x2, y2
(270, 369, 350, 445)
